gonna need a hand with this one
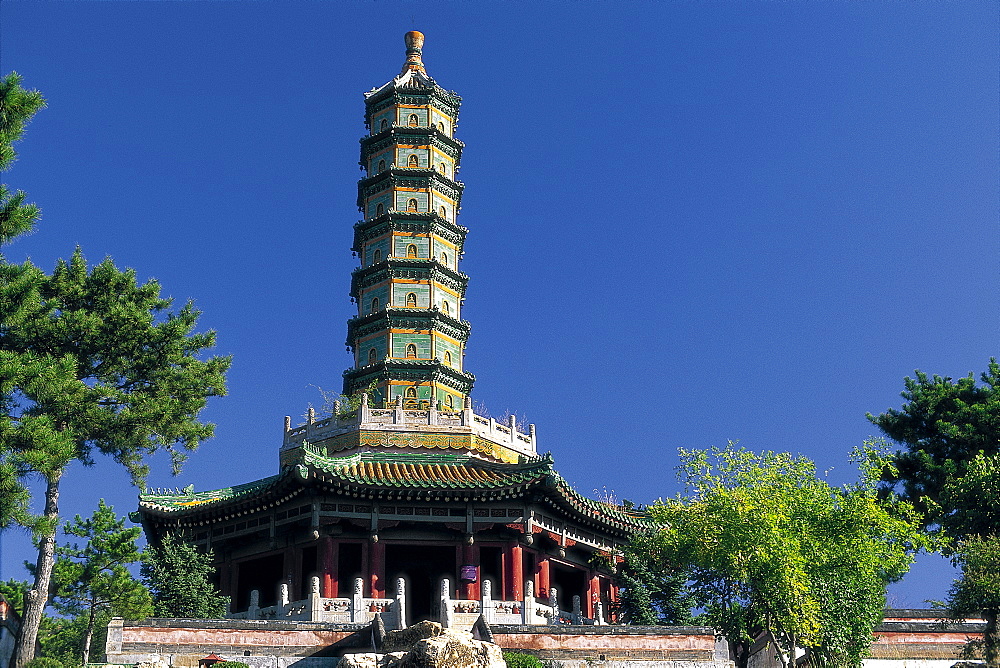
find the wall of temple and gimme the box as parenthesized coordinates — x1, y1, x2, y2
(104, 618, 726, 667)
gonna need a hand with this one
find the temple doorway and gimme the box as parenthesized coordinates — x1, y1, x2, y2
(551, 562, 587, 611)
(236, 553, 284, 608)
(386, 543, 456, 623)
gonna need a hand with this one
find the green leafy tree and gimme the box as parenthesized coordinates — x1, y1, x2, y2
(47, 500, 152, 665)
(644, 444, 927, 668)
(141, 535, 228, 619)
(868, 360, 1000, 535)
(1, 251, 230, 667)
(947, 535, 1000, 668)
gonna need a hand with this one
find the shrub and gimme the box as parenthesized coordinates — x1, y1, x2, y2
(502, 652, 543, 668)
(23, 659, 67, 668)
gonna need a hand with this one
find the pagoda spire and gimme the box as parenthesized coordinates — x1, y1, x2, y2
(401, 31, 427, 75)
(344, 32, 473, 411)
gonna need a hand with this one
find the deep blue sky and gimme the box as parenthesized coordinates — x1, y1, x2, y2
(0, 1, 996, 607)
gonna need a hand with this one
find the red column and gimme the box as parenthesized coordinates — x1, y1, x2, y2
(321, 537, 338, 598)
(512, 545, 524, 601)
(537, 556, 551, 599)
(370, 541, 386, 598)
(505, 543, 523, 602)
(460, 544, 480, 600)
(587, 572, 600, 619)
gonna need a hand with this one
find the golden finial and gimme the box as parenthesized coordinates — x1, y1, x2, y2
(402, 31, 426, 75)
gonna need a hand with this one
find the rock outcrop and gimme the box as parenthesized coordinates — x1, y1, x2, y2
(339, 621, 505, 668)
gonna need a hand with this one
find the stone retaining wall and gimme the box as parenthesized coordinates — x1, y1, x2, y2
(491, 625, 721, 663)
(106, 619, 369, 666)
(105, 619, 728, 667)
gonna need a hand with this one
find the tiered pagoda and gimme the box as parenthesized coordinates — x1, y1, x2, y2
(346, 30, 473, 411)
(136, 32, 648, 629)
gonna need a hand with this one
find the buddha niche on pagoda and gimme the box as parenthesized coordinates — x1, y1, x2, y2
(136, 31, 649, 629)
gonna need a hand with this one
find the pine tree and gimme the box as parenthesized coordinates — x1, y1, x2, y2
(0, 71, 228, 667)
(48, 501, 153, 666)
(141, 535, 228, 619)
(0, 72, 44, 534)
(0, 72, 45, 245)
(1, 252, 230, 667)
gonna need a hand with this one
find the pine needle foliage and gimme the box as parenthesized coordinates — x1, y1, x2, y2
(141, 535, 228, 619)
(1, 249, 229, 667)
(869, 359, 1000, 535)
(0, 72, 45, 245)
(48, 501, 153, 666)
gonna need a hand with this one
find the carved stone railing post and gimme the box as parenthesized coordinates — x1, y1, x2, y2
(440, 578, 453, 628)
(352, 577, 364, 623)
(572, 595, 582, 625)
(523, 579, 534, 624)
(249, 590, 260, 620)
(279, 582, 289, 608)
(396, 577, 407, 630)
(428, 402, 438, 426)
(595, 600, 605, 626)
(393, 394, 405, 422)
(548, 587, 558, 626)
(462, 396, 473, 426)
(481, 578, 494, 624)
(310, 576, 321, 620)
(360, 393, 370, 423)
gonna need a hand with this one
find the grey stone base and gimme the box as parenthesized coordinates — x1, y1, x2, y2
(108, 654, 341, 668)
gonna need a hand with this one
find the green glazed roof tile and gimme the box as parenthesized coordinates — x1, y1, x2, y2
(137, 449, 650, 532)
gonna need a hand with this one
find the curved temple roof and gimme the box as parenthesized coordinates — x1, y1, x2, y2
(137, 449, 651, 536)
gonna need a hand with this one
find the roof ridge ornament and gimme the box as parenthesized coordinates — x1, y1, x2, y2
(402, 30, 426, 75)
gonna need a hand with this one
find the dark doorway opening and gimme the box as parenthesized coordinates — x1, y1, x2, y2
(236, 553, 284, 608)
(551, 563, 587, 612)
(386, 543, 456, 623)
(479, 546, 502, 599)
(338, 542, 363, 597)
(300, 545, 318, 600)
